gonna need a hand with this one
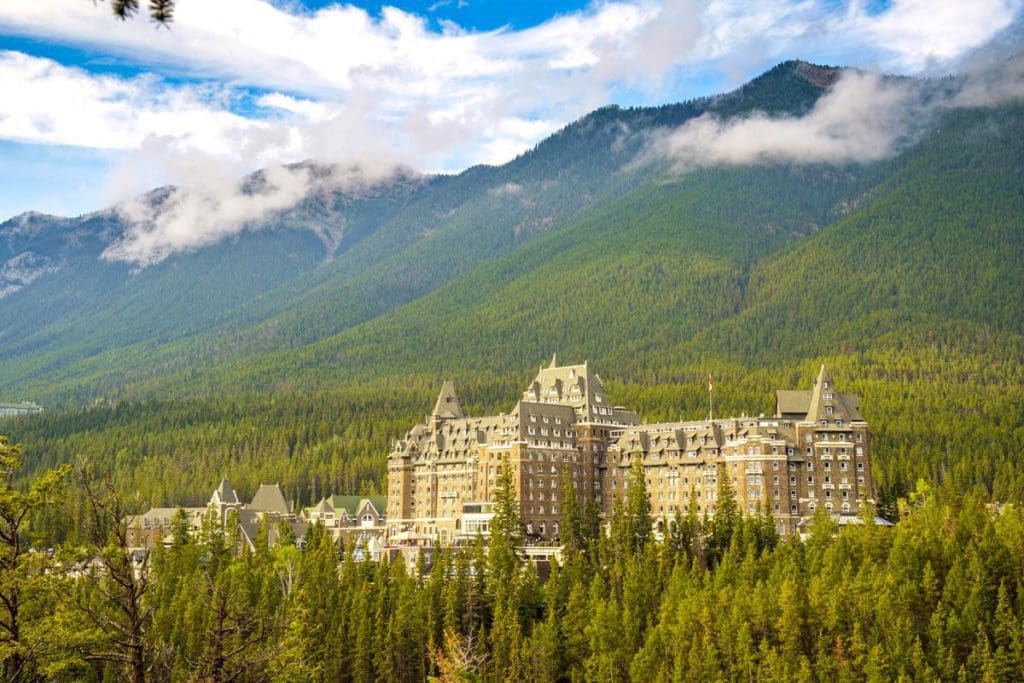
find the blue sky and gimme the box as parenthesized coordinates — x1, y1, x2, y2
(0, 0, 1020, 220)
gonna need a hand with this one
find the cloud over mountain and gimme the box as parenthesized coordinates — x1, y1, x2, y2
(102, 163, 406, 267)
(649, 49, 1024, 171)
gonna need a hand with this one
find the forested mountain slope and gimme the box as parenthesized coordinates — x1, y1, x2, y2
(1, 62, 1022, 513)
(0, 61, 842, 406)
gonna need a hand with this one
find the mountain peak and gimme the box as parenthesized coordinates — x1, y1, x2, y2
(790, 60, 843, 88)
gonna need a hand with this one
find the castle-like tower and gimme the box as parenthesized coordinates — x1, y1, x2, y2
(386, 361, 872, 542)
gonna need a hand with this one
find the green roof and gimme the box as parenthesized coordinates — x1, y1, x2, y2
(329, 495, 386, 516)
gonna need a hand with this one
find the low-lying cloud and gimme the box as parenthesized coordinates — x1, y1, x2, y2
(102, 163, 405, 268)
(656, 72, 919, 168)
(649, 51, 1024, 171)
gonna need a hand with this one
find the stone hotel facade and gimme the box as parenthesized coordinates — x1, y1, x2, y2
(386, 359, 873, 542)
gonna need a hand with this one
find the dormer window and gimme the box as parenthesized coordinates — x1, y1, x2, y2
(826, 406, 833, 415)
(824, 393, 832, 400)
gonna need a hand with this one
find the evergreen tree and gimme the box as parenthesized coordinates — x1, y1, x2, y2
(0, 436, 70, 682)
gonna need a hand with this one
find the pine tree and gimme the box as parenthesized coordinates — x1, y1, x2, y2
(488, 457, 522, 587)
(0, 436, 70, 682)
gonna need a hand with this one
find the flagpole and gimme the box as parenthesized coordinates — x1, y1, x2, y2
(708, 374, 713, 422)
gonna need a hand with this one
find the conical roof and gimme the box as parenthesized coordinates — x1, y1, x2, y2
(213, 478, 240, 504)
(249, 484, 290, 514)
(311, 497, 334, 515)
(805, 365, 861, 422)
(432, 380, 465, 420)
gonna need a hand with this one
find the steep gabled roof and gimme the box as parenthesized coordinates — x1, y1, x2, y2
(432, 380, 465, 420)
(775, 390, 812, 418)
(249, 484, 290, 515)
(357, 497, 387, 518)
(805, 365, 863, 422)
(310, 497, 334, 515)
(212, 478, 240, 505)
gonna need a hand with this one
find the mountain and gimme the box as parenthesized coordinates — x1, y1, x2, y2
(0, 60, 847, 405)
(2, 60, 1023, 508)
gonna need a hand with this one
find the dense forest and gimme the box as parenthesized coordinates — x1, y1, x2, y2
(3, 98, 1022, 519)
(4, 436, 1024, 682)
(0, 59, 1022, 680)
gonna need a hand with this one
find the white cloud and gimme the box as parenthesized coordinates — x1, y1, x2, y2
(0, 0, 1021, 256)
(103, 162, 407, 267)
(650, 49, 1024, 170)
(655, 71, 918, 168)
(0, 51, 264, 154)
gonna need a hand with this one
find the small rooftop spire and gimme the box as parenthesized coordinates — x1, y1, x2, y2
(549, 353, 558, 368)
(432, 380, 465, 420)
(214, 478, 239, 504)
(806, 364, 838, 421)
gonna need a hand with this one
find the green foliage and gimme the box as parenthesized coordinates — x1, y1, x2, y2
(0, 63, 1022, 679)
(18, 482, 1018, 681)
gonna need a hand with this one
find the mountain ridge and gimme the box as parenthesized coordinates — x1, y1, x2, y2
(0, 59, 1019, 411)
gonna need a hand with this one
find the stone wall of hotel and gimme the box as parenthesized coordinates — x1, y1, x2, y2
(386, 362, 872, 542)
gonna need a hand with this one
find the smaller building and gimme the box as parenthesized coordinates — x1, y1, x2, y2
(303, 495, 387, 550)
(127, 479, 306, 549)
(0, 401, 43, 417)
